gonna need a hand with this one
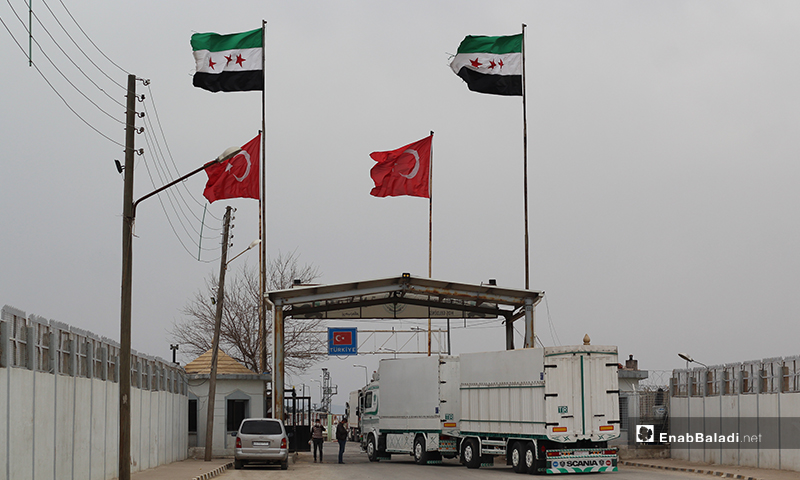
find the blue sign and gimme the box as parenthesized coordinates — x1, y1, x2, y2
(328, 327, 357, 356)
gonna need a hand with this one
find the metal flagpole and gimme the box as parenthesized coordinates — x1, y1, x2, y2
(521, 24, 530, 291)
(259, 20, 268, 379)
(427, 131, 434, 356)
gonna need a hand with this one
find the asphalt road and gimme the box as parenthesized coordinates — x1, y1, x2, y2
(218, 441, 712, 480)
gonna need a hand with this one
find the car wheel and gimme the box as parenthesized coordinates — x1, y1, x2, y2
(463, 438, 481, 469)
(414, 436, 428, 465)
(234, 459, 244, 470)
(367, 434, 380, 462)
(281, 459, 288, 470)
(512, 442, 526, 473)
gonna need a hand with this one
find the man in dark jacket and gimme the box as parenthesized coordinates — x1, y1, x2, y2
(336, 417, 348, 464)
(310, 418, 326, 462)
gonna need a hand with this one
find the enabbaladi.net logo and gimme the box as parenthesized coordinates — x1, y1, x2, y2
(637, 418, 800, 449)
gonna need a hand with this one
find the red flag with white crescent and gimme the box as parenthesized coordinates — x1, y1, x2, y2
(369, 134, 431, 198)
(203, 134, 260, 203)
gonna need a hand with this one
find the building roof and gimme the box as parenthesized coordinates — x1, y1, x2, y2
(184, 348, 255, 375)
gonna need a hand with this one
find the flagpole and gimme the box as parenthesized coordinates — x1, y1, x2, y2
(521, 23, 530, 291)
(259, 19, 268, 379)
(427, 131, 434, 356)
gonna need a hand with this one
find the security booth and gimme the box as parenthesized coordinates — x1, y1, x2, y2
(267, 273, 543, 422)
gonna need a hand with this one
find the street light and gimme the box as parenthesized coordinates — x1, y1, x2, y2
(119, 137, 241, 475)
(226, 239, 261, 266)
(678, 352, 708, 368)
(353, 364, 368, 385)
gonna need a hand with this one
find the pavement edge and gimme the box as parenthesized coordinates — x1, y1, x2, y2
(621, 460, 763, 480)
(192, 461, 233, 480)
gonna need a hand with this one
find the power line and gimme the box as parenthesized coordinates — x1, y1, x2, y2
(30, 8, 124, 108)
(55, 0, 128, 76)
(0, 14, 124, 147)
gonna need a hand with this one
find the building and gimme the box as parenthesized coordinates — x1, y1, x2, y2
(185, 349, 270, 456)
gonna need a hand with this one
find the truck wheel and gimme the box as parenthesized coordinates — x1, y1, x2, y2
(463, 438, 481, 469)
(414, 436, 428, 465)
(524, 442, 538, 475)
(367, 435, 380, 462)
(511, 442, 526, 473)
(234, 459, 244, 470)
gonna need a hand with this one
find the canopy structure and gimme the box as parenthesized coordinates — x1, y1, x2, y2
(266, 273, 544, 420)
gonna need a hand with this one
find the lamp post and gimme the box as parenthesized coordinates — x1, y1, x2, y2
(118, 134, 241, 478)
(678, 352, 707, 368)
(353, 364, 368, 385)
(226, 239, 261, 266)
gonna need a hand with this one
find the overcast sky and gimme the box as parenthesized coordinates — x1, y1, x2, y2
(2, 1, 799, 410)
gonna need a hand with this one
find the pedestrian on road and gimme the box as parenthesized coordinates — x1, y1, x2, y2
(336, 417, 348, 464)
(310, 418, 326, 463)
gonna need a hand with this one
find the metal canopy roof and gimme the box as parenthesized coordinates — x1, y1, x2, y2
(267, 273, 544, 322)
(266, 273, 544, 423)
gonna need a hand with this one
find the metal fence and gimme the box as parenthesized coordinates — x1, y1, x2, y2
(671, 356, 800, 397)
(1, 304, 186, 394)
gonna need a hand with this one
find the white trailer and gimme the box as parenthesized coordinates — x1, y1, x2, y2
(360, 345, 620, 474)
(346, 389, 362, 441)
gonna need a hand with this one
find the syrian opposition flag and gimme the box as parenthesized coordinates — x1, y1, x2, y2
(203, 134, 260, 203)
(450, 34, 522, 96)
(191, 28, 263, 92)
(370, 135, 432, 198)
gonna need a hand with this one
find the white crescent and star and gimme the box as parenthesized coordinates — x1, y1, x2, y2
(394, 148, 420, 179)
(225, 150, 251, 182)
(334, 333, 347, 343)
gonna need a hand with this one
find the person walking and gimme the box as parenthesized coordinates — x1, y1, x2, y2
(310, 418, 326, 463)
(336, 417, 348, 464)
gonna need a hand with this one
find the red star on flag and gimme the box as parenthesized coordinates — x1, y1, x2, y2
(235, 54, 246, 67)
(208, 58, 216, 70)
(225, 54, 233, 65)
(498, 59, 504, 68)
(470, 58, 482, 68)
(488, 60, 496, 69)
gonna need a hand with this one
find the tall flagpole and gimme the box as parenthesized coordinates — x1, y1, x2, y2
(427, 131, 434, 356)
(521, 24, 530, 291)
(259, 20, 268, 379)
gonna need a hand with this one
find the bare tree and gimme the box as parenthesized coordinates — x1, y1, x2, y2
(172, 251, 326, 373)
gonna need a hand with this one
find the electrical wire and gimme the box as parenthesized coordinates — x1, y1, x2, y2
(145, 85, 223, 224)
(34, 1, 125, 101)
(141, 99, 222, 234)
(4, 0, 123, 125)
(543, 294, 561, 346)
(0, 13, 124, 147)
(55, 0, 128, 77)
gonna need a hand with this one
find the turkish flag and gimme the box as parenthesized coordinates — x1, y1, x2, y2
(333, 331, 352, 345)
(369, 134, 432, 198)
(203, 134, 260, 203)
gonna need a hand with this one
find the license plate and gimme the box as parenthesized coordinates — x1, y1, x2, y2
(253, 441, 270, 446)
(574, 451, 588, 456)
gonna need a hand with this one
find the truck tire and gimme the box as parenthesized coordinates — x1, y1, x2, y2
(511, 442, 526, 473)
(524, 442, 538, 475)
(414, 436, 428, 465)
(463, 438, 481, 469)
(367, 434, 380, 462)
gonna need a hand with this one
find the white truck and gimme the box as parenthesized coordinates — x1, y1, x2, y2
(359, 344, 620, 474)
(346, 389, 362, 441)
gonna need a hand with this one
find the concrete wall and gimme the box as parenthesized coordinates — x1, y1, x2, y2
(670, 355, 800, 472)
(0, 305, 188, 480)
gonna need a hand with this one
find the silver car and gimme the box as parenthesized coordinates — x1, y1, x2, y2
(233, 418, 289, 470)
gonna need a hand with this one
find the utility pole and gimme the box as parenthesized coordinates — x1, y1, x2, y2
(204, 206, 232, 461)
(119, 73, 136, 480)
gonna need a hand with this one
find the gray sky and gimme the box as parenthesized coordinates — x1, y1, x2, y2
(2, 1, 799, 409)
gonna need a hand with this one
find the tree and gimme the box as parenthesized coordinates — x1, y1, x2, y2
(172, 251, 326, 373)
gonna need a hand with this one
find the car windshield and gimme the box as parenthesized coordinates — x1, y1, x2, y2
(240, 420, 282, 435)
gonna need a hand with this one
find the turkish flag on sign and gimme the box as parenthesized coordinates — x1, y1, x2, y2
(369, 134, 432, 198)
(203, 134, 260, 203)
(333, 331, 352, 346)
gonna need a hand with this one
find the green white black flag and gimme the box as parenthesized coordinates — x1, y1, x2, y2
(191, 28, 263, 92)
(450, 34, 522, 96)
